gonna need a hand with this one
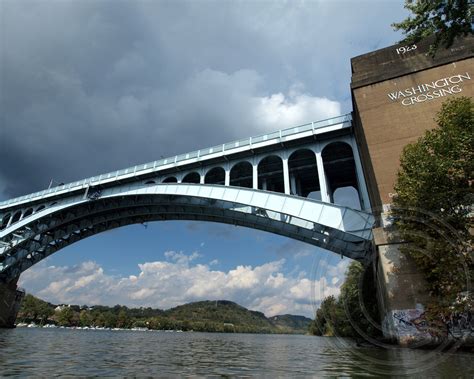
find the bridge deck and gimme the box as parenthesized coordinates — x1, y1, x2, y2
(0, 114, 352, 209)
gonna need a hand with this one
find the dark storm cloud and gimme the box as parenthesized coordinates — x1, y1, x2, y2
(0, 0, 406, 199)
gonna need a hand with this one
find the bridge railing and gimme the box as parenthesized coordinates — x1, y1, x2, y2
(0, 113, 352, 208)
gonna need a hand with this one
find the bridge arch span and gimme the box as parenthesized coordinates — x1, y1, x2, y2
(0, 183, 374, 283)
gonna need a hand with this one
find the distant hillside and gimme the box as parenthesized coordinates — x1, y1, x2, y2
(162, 300, 278, 333)
(18, 295, 311, 334)
(165, 300, 270, 326)
(269, 314, 312, 333)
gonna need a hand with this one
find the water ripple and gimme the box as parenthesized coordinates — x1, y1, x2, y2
(0, 328, 473, 377)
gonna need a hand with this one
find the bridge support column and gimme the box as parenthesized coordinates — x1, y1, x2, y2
(290, 175, 297, 195)
(252, 164, 258, 189)
(0, 278, 25, 328)
(350, 139, 371, 211)
(225, 168, 230, 186)
(315, 147, 330, 203)
(374, 226, 432, 346)
(282, 158, 290, 195)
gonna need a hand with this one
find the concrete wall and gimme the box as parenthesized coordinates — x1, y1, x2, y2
(0, 280, 24, 328)
(374, 226, 474, 346)
(374, 227, 432, 345)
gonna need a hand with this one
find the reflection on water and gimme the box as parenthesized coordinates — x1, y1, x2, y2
(0, 328, 473, 377)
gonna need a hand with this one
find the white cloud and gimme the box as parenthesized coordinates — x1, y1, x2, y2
(1, 0, 406, 199)
(19, 252, 351, 318)
(255, 91, 340, 129)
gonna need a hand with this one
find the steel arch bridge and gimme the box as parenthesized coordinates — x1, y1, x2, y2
(0, 114, 375, 284)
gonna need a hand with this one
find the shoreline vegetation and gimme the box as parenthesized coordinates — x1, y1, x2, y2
(308, 261, 382, 339)
(16, 296, 312, 335)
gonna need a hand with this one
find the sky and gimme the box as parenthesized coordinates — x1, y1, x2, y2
(1, 0, 408, 318)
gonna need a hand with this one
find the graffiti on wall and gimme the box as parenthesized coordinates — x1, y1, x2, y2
(390, 307, 474, 340)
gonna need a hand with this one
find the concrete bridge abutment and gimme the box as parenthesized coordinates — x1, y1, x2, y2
(373, 226, 435, 346)
(0, 278, 24, 328)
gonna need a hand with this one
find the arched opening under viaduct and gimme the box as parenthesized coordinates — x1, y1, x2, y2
(205, 167, 225, 185)
(182, 172, 201, 184)
(258, 156, 284, 193)
(230, 161, 253, 188)
(322, 142, 361, 210)
(288, 149, 320, 199)
(162, 176, 178, 183)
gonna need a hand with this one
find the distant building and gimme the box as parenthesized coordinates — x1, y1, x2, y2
(54, 304, 70, 312)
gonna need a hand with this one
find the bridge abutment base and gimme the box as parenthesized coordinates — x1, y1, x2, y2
(0, 279, 24, 328)
(374, 227, 433, 347)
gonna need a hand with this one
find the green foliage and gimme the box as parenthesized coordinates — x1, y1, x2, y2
(392, 97, 474, 315)
(269, 314, 312, 333)
(56, 307, 75, 326)
(309, 295, 338, 336)
(392, 0, 473, 54)
(79, 310, 92, 327)
(158, 300, 282, 333)
(116, 309, 131, 329)
(16, 294, 309, 334)
(17, 294, 54, 324)
(309, 262, 381, 338)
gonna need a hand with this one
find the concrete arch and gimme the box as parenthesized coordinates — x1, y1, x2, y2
(230, 161, 253, 188)
(162, 176, 178, 183)
(255, 152, 284, 166)
(322, 141, 360, 207)
(182, 172, 201, 184)
(258, 155, 284, 193)
(288, 148, 320, 198)
(318, 136, 352, 152)
(0, 183, 374, 282)
(205, 167, 225, 185)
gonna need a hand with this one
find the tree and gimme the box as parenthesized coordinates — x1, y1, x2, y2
(56, 307, 75, 326)
(116, 309, 131, 329)
(103, 311, 117, 328)
(337, 262, 380, 338)
(18, 294, 54, 324)
(392, 0, 473, 53)
(79, 310, 93, 327)
(309, 295, 338, 336)
(392, 97, 474, 315)
(308, 262, 381, 338)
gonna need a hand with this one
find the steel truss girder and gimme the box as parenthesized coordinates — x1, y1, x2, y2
(0, 184, 375, 282)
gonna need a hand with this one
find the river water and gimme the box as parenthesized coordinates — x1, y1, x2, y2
(0, 328, 473, 377)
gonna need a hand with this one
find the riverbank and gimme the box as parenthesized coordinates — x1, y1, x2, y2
(17, 295, 312, 334)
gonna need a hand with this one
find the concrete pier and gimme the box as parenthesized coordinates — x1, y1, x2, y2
(0, 279, 24, 328)
(373, 227, 434, 346)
